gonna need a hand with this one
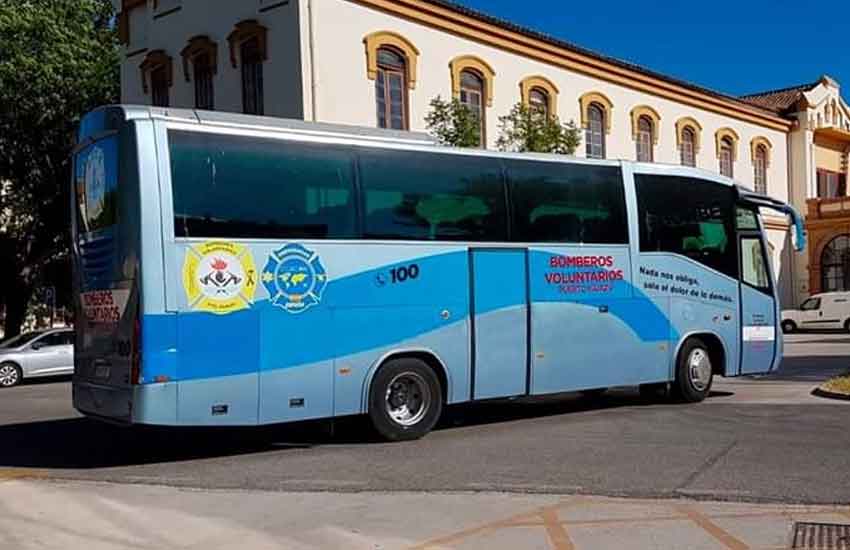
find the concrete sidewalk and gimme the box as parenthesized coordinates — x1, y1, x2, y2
(1, 478, 849, 549)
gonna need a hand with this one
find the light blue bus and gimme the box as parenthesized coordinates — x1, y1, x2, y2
(71, 106, 805, 440)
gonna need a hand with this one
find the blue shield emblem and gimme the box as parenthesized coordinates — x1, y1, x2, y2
(261, 244, 328, 314)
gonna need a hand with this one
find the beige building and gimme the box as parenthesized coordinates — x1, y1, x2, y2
(113, 0, 848, 307)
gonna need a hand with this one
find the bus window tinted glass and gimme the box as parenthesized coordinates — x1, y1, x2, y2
(170, 131, 357, 239)
(75, 135, 119, 234)
(508, 161, 627, 244)
(636, 175, 737, 278)
(741, 237, 771, 293)
(736, 207, 759, 230)
(358, 150, 507, 241)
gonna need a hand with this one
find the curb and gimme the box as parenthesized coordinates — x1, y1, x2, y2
(811, 387, 850, 401)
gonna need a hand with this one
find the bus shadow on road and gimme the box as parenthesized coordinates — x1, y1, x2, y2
(755, 355, 850, 383)
(0, 417, 323, 470)
(0, 389, 687, 470)
(436, 390, 654, 431)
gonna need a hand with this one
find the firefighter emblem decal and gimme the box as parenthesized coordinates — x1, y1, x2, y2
(183, 241, 257, 314)
(261, 244, 328, 314)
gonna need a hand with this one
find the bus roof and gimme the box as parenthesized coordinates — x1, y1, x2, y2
(79, 104, 740, 189)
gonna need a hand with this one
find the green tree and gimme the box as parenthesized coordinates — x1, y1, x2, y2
(424, 96, 482, 148)
(0, 0, 119, 336)
(496, 103, 582, 155)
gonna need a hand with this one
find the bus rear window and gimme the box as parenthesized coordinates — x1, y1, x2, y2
(169, 131, 357, 239)
(75, 136, 119, 234)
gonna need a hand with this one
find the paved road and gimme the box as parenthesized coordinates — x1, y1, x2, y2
(1, 334, 849, 504)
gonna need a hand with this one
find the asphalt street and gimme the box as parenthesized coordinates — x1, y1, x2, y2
(1, 334, 849, 505)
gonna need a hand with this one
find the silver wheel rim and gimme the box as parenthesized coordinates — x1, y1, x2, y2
(0, 365, 19, 387)
(385, 372, 431, 427)
(687, 348, 712, 392)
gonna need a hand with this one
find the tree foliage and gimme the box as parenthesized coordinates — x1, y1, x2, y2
(424, 96, 482, 148)
(496, 103, 582, 155)
(0, 0, 119, 336)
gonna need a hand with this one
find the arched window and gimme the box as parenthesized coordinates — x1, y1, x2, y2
(192, 52, 214, 110)
(754, 144, 768, 194)
(520, 76, 558, 118)
(636, 115, 654, 162)
(228, 20, 268, 116)
(681, 127, 697, 167)
(375, 47, 408, 130)
(240, 38, 264, 115)
(585, 103, 606, 159)
(150, 66, 170, 107)
(460, 69, 486, 146)
(822, 235, 850, 292)
(181, 36, 217, 111)
(529, 87, 549, 117)
(719, 137, 734, 178)
(139, 50, 173, 108)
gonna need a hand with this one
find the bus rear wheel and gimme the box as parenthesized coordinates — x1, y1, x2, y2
(673, 338, 713, 403)
(368, 358, 443, 442)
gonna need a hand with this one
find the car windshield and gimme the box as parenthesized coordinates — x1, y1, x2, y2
(0, 331, 43, 349)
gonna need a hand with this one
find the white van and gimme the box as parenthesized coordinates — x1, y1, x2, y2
(781, 292, 850, 333)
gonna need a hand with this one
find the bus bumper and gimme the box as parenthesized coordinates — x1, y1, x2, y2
(73, 379, 179, 425)
(72, 378, 133, 424)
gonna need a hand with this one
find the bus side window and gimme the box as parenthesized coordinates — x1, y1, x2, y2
(635, 175, 737, 279)
(507, 160, 627, 245)
(740, 236, 771, 293)
(169, 131, 358, 240)
(358, 149, 508, 242)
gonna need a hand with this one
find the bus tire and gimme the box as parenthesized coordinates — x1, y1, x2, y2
(673, 338, 713, 403)
(368, 358, 443, 442)
(844, 319, 850, 334)
(0, 362, 22, 388)
(781, 320, 797, 334)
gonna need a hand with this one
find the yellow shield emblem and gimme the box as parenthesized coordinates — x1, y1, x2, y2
(183, 241, 257, 314)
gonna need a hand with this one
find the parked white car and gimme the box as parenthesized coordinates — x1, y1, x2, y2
(781, 292, 850, 333)
(0, 329, 75, 388)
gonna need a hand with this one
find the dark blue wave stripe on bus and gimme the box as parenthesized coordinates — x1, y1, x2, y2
(142, 250, 674, 382)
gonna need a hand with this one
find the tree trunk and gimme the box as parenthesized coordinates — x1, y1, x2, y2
(3, 281, 32, 338)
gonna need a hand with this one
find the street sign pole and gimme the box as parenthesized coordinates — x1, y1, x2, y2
(44, 287, 55, 328)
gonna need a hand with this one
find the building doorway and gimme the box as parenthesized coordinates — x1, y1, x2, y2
(821, 234, 850, 292)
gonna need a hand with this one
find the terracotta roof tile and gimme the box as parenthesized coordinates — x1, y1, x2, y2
(739, 82, 819, 114)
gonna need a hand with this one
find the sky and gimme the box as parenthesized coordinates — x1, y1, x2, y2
(453, 0, 850, 100)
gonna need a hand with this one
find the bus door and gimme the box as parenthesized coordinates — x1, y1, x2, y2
(470, 248, 529, 400)
(738, 230, 776, 374)
(735, 189, 806, 375)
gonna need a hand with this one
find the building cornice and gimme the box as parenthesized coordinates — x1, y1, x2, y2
(348, 0, 792, 132)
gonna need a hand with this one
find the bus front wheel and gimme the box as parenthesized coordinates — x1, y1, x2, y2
(673, 338, 713, 403)
(368, 358, 443, 442)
